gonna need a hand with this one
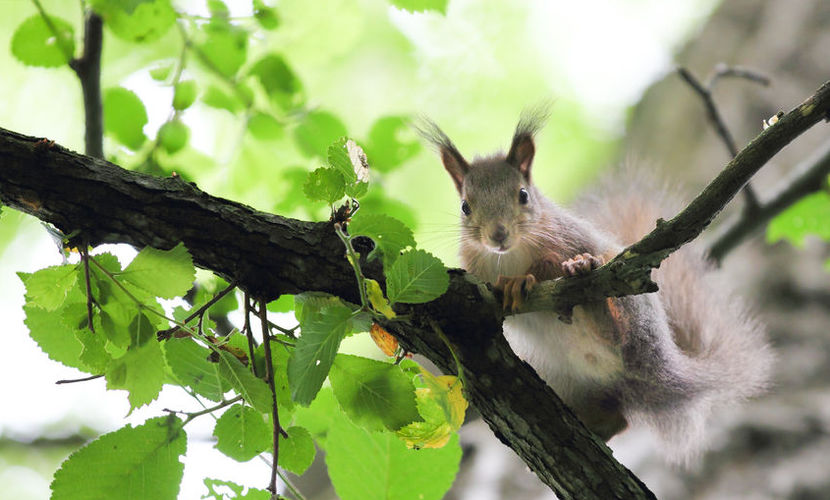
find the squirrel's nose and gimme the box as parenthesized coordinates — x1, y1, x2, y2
(490, 224, 508, 245)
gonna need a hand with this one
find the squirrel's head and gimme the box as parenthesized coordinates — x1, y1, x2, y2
(419, 111, 547, 254)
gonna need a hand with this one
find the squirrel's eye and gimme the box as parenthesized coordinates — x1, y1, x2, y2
(461, 200, 471, 216)
(519, 188, 529, 205)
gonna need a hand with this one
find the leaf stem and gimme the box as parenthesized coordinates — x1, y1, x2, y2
(157, 280, 237, 340)
(80, 246, 95, 332)
(176, 395, 243, 426)
(334, 222, 369, 309)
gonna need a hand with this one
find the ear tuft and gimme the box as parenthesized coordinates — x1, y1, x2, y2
(414, 117, 469, 194)
(507, 106, 549, 181)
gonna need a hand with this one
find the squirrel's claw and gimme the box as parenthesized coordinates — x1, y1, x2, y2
(562, 253, 603, 276)
(495, 274, 536, 312)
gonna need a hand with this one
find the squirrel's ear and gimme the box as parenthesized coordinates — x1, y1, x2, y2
(507, 107, 549, 181)
(414, 118, 469, 194)
(507, 133, 535, 181)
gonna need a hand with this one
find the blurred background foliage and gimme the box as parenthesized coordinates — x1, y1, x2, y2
(3, 0, 830, 499)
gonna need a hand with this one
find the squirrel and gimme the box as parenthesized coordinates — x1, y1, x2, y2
(419, 111, 774, 464)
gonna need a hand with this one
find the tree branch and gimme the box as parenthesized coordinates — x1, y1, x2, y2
(68, 11, 104, 159)
(2, 79, 829, 499)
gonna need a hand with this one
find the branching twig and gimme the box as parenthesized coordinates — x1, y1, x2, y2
(157, 280, 238, 340)
(677, 65, 770, 209)
(707, 139, 830, 262)
(258, 299, 281, 497)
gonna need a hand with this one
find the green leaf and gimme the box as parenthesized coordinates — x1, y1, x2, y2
(253, 1, 280, 30)
(266, 295, 294, 313)
(158, 120, 190, 154)
(149, 62, 173, 81)
(359, 187, 419, 230)
(198, 24, 247, 78)
(247, 112, 284, 140)
(327, 138, 370, 198)
(91, 0, 175, 43)
(11, 15, 75, 67)
(217, 350, 273, 414)
(173, 80, 198, 110)
(121, 243, 195, 299)
(202, 84, 243, 113)
(18, 264, 79, 311)
(388, 0, 449, 14)
(385, 249, 449, 304)
(50, 416, 186, 500)
(303, 167, 346, 204)
(293, 111, 348, 158)
(23, 304, 86, 370)
(105, 338, 166, 410)
(249, 54, 301, 98)
(207, 0, 230, 17)
(75, 328, 111, 373)
(164, 338, 229, 402)
(288, 301, 353, 405)
(348, 213, 415, 264)
(103, 87, 148, 150)
(279, 426, 315, 475)
(397, 369, 467, 449)
(203, 479, 270, 500)
(767, 191, 830, 247)
(213, 404, 270, 462)
(330, 354, 420, 432)
(128, 312, 156, 347)
(291, 386, 338, 447)
(256, 339, 294, 415)
(365, 116, 421, 173)
(326, 413, 461, 500)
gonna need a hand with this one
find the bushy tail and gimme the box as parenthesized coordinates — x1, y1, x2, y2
(574, 165, 774, 463)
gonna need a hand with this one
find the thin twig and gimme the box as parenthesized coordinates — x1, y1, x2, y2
(243, 295, 259, 377)
(175, 395, 243, 425)
(259, 299, 281, 497)
(56, 374, 103, 384)
(678, 65, 770, 209)
(80, 246, 95, 333)
(707, 139, 830, 262)
(157, 280, 238, 339)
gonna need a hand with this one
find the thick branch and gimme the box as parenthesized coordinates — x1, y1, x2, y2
(1, 79, 829, 498)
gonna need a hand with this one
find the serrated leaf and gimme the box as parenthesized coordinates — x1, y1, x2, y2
(217, 351, 272, 414)
(173, 80, 198, 110)
(397, 369, 467, 449)
(291, 387, 338, 448)
(18, 264, 79, 311)
(105, 338, 166, 410)
(328, 138, 370, 198)
(266, 295, 294, 313)
(257, 339, 294, 415)
(326, 413, 461, 500)
(365, 280, 396, 319)
(103, 87, 148, 150)
(203, 478, 270, 500)
(158, 120, 189, 154)
(279, 426, 315, 474)
(11, 15, 75, 68)
(213, 404, 270, 462)
(369, 323, 398, 356)
(247, 112, 284, 140)
(385, 249, 448, 304)
(75, 328, 111, 373)
(164, 338, 229, 402)
(388, 0, 448, 14)
(121, 243, 195, 299)
(288, 301, 353, 405)
(23, 304, 86, 371)
(91, 0, 175, 43)
(303, 167, 346, 204)
(767, 191, 830, 247)
(50, 416, 186, 500)
(365, 116, 421, 173)
(330, 354, 420, 432)
(348, 213, 415, 264)
(294, 111, 348, 158)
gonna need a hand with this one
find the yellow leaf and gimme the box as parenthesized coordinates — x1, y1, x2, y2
(369, 323, 398, 357)
(396, 368, 468, 449)
(365, 279, 396, 319)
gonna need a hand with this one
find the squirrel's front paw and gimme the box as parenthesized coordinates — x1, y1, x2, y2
(495, 274, 536, 312)
(562, 253, 603, 276)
